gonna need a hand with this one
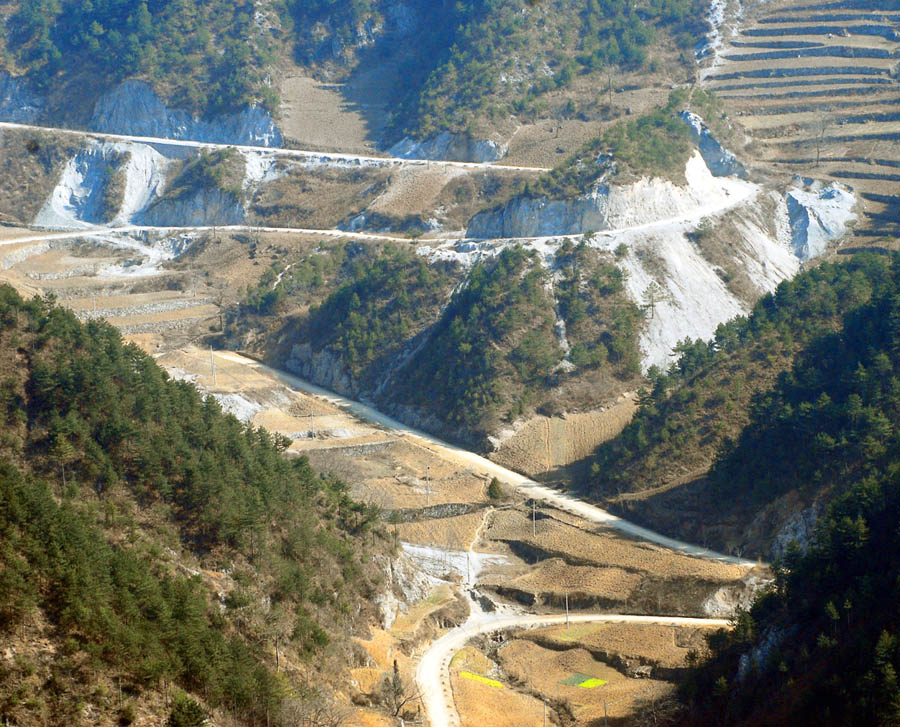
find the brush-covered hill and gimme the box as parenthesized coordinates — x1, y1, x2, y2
(584, 253, 898, 557)
(290, 0, 708, 149)
(672, 265, 900, 726)
(0, 284, 388, 726)
(236, 240, 643, 449)
(4, 0, 280, 116)
(0, 0, 709, 154)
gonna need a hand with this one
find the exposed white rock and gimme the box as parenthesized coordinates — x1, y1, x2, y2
(389, 132, 507, 163)
(212, 393, 265, 423)
(35, 140, 169, 229)
(34, 146, 112, 229)
(113, 144, 171, 225)
(400, 543, 510, 584)
(374, 550, 439, 630)
(91, 80, 282, 147)
(139, 188, 245, 227)
(450, 154, 856, 372)
(680, 111, 746, 178)
(771, 499, 824, 560)
(786, 180, 857, 261)
(697, 0, 744, 79)
(468, 152, 752, 238)
(241, 150, 281, 191)
(704, 573, 773, 619)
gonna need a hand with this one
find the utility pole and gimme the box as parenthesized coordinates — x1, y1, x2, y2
(566, 592, 569, 627)
(532, 500, 536, 537)
(426, 464, 431, 508)
(209, 346, 217, 386)
(309, 411, 316, 439)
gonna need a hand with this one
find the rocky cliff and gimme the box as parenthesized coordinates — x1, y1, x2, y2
(90, 80, 282, 147)
(389, 132, 507, 163)
(140, 187, 245, 227)
(0, 71, 42, 123)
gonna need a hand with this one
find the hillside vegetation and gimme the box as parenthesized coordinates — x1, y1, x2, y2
(524, 89, 727, 198)
(304, 244, 462, 383)
(676, 260, 900, 725)
(0, 285, 385, 726)
(292, 0, 708, 142)
(589, 254, 894, 500)
(7, 0, 279, 113)
(280, 243, 642, 444)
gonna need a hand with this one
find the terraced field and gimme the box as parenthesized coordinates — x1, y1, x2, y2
(703, 0, 900, 245)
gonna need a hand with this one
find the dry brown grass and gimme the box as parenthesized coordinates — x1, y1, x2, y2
(394, 511, 486, 548)
(525, 622, 713, 669)
(0, 130, 81, 225)
(484, 509, 745, 582)
(450, 667, 545, 727)
(491, 397, 637, 477)
(497, 638, 674, 723)
(500, 558, 642, 602)
(251, 165, 388, 229)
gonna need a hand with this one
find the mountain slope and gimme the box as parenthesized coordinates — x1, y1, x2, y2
(675, 267, 900, 725)
(586, 253, 897, 556)
(0, 284, 386, 726)
(6, 0, 279, 115)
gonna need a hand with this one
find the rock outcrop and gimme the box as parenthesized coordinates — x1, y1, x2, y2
(34, 140, 170, 229)
(786, 179, 857, 260)
(680, 110, 747, 178)
(139, 187, 244, 227)
(0, 71, 42, 123)
(389, 132, 507, 163)
(467, 151, 737, 238)
(286, 343, 359, 398)
(90, 80, 282, 147)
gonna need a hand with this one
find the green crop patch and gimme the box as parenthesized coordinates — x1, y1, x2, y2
(561, 673, 607, 687)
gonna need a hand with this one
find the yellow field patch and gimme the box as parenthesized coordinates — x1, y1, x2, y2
(460, 671, 503, 688)
(578, 678, 608, 688)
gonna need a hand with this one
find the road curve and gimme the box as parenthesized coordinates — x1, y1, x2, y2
(416, 612, 730, 727)
(0, 120, 550, 173)
(216, 351, 757, 568)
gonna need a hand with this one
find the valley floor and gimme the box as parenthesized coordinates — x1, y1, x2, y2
(147, 343, 766, 726)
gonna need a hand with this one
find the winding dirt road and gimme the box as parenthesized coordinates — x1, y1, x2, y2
(416, 613, 730, 727)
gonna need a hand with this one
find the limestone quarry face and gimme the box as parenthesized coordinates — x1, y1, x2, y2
(139, 187, 245, 227)
(34, 140, 172, 228)
(426, 150, 856, 375)
(467, 149, 747, 239)
(90, 80, 283, 147)
(34, 143, 129, 229)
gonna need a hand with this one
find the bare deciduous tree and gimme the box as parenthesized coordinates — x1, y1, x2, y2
(380, 660, 421, 718)
(279, 692, 350, 727)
